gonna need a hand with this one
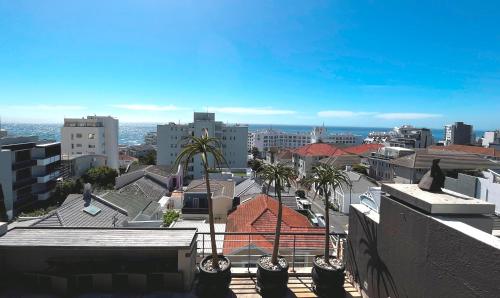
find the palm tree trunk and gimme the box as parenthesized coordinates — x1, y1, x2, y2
(324, 188, 330, 263)
(203, 153, 220, 270)
(271, 180, 282, 265)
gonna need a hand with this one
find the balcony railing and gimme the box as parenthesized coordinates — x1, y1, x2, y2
(36, 155, 61, 166)
(37, 171, 61, 183)
(195, 232, 347, 272)
(181, 208, 209, 214)
(13, 177, 37, 190)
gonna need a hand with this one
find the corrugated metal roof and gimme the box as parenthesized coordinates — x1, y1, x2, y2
(0, 228, 196, 248)
(391, 149, 499, 169)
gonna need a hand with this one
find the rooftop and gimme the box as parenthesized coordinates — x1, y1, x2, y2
(391, 149, 499, 169)
(185, 179, 235, 198)
(344, 143, 384, 156)
(33, 194, 128, 228)
(429, 144, 500, 158)
(0, 227, 196, 248)
(224, 195, 324, 254)
(294, 143, 347, 157)
(382, 184, 495, 214)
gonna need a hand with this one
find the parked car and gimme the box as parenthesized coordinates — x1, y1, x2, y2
(315, 213, 326, 227)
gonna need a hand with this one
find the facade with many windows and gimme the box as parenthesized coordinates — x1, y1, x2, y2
(61, 116, 119, 170)
(157, 113, 248, 179)
(0, 136, 61, 219)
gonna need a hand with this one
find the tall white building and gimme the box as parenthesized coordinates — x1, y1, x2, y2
(61, 116, 119, 170)
(157, 113, 248, 179)
(444, 122, 474, 145)
(247, 129, 311, 152)
(388, 125, 433, 148)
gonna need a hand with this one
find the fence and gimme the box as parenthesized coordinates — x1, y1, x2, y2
(195, 231, 347, 272)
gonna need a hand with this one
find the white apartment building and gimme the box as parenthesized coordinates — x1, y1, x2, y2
(388, 125, 433, 148)
(157, 113, 248, 179)
(482, 130, 500, 148)
(247, 126, 362, 152)
(61, 116, 119, 170)
(310, 126, 363, 146)
(247, 129, 311, 152)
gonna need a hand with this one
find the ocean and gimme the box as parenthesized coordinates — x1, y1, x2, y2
(1, 123, 478, 146)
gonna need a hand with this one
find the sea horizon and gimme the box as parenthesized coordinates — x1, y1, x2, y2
(0, 122, 490, 146)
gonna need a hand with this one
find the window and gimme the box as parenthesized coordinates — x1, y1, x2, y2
(76, 133, 82, 138)
(88, 133, 95, 139)
(88, 144, 95, 148)
(71, 144, 74, 149)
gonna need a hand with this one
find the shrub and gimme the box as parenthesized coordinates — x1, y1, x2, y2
(163, 210, 180, 227)
(295, 189, 306, 198)
(82, 166, 118, 189)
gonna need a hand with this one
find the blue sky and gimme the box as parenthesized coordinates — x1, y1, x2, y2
(0, 1, 499, 129)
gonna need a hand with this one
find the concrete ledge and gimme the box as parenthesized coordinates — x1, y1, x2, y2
(382, 184, 495, 214)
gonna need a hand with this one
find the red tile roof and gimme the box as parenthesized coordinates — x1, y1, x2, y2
(294, 143, 347, 157)
(429, 145, 500, 158)
(224, 195, 326, 254)
(344, 143, 384, 155)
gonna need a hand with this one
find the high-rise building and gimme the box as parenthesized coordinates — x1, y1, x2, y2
(0, 136, 61, 220)
(482, 130, 500, 148)
(388, 125, 433, 148)
(444, 122, 473, 145)
(61, 116, 119, 170)
(157, 113, 248, 179)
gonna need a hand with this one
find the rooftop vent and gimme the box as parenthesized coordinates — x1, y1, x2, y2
(83, 204, 101, 216)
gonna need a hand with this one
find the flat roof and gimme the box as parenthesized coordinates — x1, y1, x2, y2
(382, 184, 495, 215)
(0, 227, 196, 249)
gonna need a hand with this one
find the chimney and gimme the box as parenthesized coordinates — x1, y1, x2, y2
(83, 183, 92, 206)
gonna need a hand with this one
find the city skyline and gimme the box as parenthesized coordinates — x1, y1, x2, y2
(1, 1, 499, 129)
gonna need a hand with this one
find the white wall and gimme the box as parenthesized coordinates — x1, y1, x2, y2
(477, 171, 500, 214)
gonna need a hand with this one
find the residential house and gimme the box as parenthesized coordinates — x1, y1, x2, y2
(182, 179, 235, 221)
(367, 147, 415, 181)
(224, 194, 325, 267)
(293, 143, 347, 178)
(391, 149, 500, 184)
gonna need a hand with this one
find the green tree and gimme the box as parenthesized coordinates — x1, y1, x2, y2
(305, 164, 351, 262)
(163, 209, 180, 227)
(248, 159, 262, 173)
(175, 128, 227, 270)
(258, 163, 296, 265)
(352, 163, 368, 175)
(52, 179, 82, 205)
(82, 166, 118, 189)
(251, 146, 260, 159)
(139, 151, 157, 165)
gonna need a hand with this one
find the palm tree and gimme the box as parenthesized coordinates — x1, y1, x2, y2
(306, 164, 351, 262)
(258, 163, 296, 265)
(175, 128, 227, 270)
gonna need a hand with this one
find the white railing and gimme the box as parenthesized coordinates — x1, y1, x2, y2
(37, 155, 60, 166)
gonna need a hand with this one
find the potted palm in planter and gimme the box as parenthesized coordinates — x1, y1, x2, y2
(175, 129, 231, 297)
(256, 163, 296, 297)
(306, 164, 351, 297)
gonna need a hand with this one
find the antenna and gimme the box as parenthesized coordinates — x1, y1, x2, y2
(112, 213, 118, 228)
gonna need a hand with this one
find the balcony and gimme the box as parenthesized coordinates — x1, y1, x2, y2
(12, 159, 36, 171)
(13, 177, 36, 190)
(37, 170, 61, 183)
(181, 208, 209, 215)
(36, 155, 60, 166)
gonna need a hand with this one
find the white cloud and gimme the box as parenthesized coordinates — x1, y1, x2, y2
(375, 113, 442, 120)
(111, 104, 182, 111)
(205, 107, 296, 115)
(317, 110, 375, 118)
(11, 104, 87, 111)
